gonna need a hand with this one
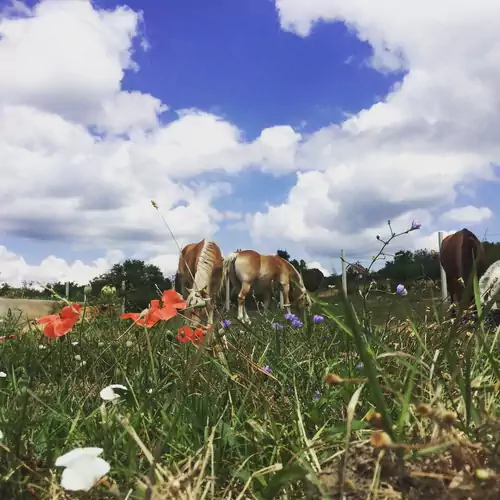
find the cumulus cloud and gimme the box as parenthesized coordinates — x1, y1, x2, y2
(248, 0, 500, 258)
(0, 0, 302, 285)
(0, 246, 126, 287)
(441, 206, 493, 224)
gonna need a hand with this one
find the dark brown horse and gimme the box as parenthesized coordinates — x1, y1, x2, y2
(439, 228, 487, 305)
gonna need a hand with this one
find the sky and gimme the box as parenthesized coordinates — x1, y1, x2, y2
(1, 0, 500, 287)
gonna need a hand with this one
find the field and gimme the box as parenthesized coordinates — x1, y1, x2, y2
(1, 292, 499, 499)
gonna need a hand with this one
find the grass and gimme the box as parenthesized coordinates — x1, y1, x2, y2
(0, 292, 499, 499)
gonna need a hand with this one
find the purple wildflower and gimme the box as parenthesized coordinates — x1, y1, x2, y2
(284, 312, 297, 321)
(291, 319, 303, 328)
(272, 322, 284, 330)
(411, 220, 422, 230)
(220, 319, 231, 328)
(396, 284, 408, 296)
(355, 362, 364, 372)
(314, 391, 321, 401)
(313, 314, 324, 324)
(262, 365, 272, 374)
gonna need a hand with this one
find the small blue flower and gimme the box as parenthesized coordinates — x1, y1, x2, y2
(313, 314, 324, 324)
(291, 319, 303, 328)
(272, 322, 284, 330)
(355, 362, 364, 372)
(284, 312, 297, 321)
(220, 319, 231, 328)
(314, 391, 321, 401)
(262, 365, 272, 374)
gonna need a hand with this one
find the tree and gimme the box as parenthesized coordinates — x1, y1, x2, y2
(375, 249, 440, 284)
(276, 249, 291, 261)
(92, 259, 172, 311)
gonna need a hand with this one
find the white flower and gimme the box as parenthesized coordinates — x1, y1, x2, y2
(125, 340, 133, 348)
(0, 430, 3, 440)
(80, 361, 87, 367)
(72, 341, 79, 346)
(74, 355, 82, 361)
(0, 372, 6, 378)
(55, 447, 110, 492)
(147, 388, 153, 394)
(39, 344, 47, 350)
(99, 384, 128, 402)
(98, 342, 105, 347)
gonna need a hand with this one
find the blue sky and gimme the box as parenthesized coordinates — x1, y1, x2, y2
(0, 0, 499, 284)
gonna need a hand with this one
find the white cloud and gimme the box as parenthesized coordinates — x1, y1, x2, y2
(441, 205, 493, 224)
(248, 0, 500, 259)
(0, 0, 298, 284)
(0, 246, 126, 287)
(1, 0, 499, 284)
(306, 261, 331, 277)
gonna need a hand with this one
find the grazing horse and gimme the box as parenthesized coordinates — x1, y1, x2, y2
(177, 238, 224, 326)
(302, 268, 325, 293)
(439, 228, 487, 305)
(479, 260, 500, 310)
(222, 250, 312, 324)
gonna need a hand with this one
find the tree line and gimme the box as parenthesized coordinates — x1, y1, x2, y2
(2, 241, 500, 309)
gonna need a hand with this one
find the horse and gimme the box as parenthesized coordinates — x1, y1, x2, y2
(222, 250, 312, 324)
(439, 228, 487, 306)
(479, 260, 500, 310)
(176, 238, 224, 327)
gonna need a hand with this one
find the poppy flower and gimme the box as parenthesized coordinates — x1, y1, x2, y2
(161, 289, 187, 311)
(37, 304, 82, 339)
(120, 290, 187, 328)
(177, 326, 204, 345)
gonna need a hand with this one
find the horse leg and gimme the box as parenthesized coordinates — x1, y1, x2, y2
(281, 281, 291, 315)
(238, 282, 252, 324)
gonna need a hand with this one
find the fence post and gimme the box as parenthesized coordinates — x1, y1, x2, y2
(225, 275, 230, 311)
(121, 280, 126, 315)
(438, 232, 448, 310)
(65, 281, 69, 299)
(341, 249, 347, 296)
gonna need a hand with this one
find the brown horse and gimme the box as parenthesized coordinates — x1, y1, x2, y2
(177, 238, 224, 326)
(222, 250, 312, 324)
(439, 228, 487, 305)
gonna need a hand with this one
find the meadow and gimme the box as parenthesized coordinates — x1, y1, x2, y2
(1, 287, 499, 500)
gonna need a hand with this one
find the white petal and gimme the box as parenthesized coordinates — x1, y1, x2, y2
(55, 447, 103, 468)
(0, 372, 7, 378)
(0, 430, 3, 440)
(99, 384, 127, 401)
(60, 457, 110, 492)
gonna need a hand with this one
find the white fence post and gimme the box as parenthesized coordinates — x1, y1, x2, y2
(341, 249, 347, 296)
(438, 232, 448, 309)
(121, 280, 126, 315)
(225, 275, 230, 311)
(65, 281, 69, 299)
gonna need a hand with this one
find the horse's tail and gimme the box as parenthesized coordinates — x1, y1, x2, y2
(222, 252, 239, 293)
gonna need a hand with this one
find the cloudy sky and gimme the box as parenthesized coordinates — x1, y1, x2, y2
(1, 0, 499, 286)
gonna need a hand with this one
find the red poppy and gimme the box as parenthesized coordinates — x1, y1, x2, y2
(37, 304, 82, 339)
(162, 290, 187, 311)
(120, 290, 187, 328)
(177, 326, 204, 345)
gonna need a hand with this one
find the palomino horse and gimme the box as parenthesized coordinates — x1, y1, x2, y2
(222, 250, 312, 324)
(177, 238, 224, 326)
